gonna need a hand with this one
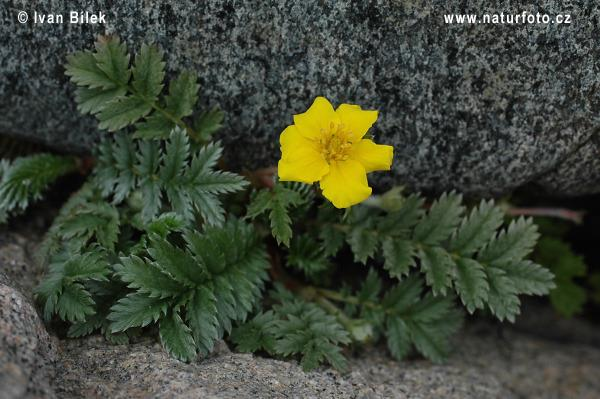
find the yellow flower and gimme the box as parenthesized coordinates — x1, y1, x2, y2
(278, 97, 394, 208)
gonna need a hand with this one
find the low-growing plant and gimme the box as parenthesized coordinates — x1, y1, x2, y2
(0, 37, 556, 371)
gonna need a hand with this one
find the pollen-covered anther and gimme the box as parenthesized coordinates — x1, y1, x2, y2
(318, 123, 353, 163)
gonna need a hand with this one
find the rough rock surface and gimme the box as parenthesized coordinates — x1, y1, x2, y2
(0, 229, 57, 399)
(2, 220, 600, 398)
(1, 1, 600, 196)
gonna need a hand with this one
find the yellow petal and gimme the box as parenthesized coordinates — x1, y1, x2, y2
(278, 126, 329, 183)
(350, 139, 394, 172)
(335, 104, 378, 141)
(320, 159, 372, 208)
(279, 125, 319, 159)
(293, 97, 340, 139)
(278, 155, 329, 184)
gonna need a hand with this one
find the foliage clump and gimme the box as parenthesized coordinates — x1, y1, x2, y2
(0, 37, 557, 371)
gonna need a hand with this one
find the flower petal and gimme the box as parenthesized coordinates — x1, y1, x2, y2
(280, 125, 319, 159)
(320, 159, 372, 208)
(294, 97, 340, 139)
(335, 104, 378, 141)
(278, 126, 329, 183)
(350, 139, 394, 172)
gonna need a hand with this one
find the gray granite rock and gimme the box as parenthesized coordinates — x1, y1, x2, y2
(0, 230, 57, 399)
(1, 1, 599, 196)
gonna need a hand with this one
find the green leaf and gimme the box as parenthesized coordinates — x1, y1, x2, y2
(246, 190, 272, 219)
(193, 107, 224, 141)
(449, 200, 505, 255)
(413, 192, 464, 245)
(112, 134, 137, 202)
(75, 86, 127, 115)
(498, 260, 555, 296)
(68, 313, 103, 338)
(0, 154, 77, 215)
(379, 194, 425, 237)
(382, 238, 415, 279)
(115, 256, 182, 298)
(347, 226, 379, 264)
(550, 281, 587, 318)
(161, 127, 190, 182)
(63, 249, 110, 282)
(93, 37, 130, 86)
(109, 293, 168, 332)
(98, 95, 153, 131)
(59, 202, 120, 251)
(386, 318, 411, 360)
(485, 267, 521, 322)
(65, 50, 115, 89)
(419, 246, 454, 296)
(535, 237, 586, 317)
(478, 217, 539, 267)
(272, 300, 350, 372)
(134, 113, 175, 139)
(318, 223, 346, 257)
(147, 234, 203, 286)
(287, 235, 330, 278)
(137, 141, 163, 220)
(186, 286, 219, 355)
(247, 184, 303, 247)
(159, 311, 197, 362)
(166, 71, 199, 118)
(454, 258, 489, 313)
(132, 44, 165, 100)
(231, 311, 277, 354)
(56, 283, 95, 323)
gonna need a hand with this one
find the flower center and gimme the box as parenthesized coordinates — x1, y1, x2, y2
(318, 122, 353, 163)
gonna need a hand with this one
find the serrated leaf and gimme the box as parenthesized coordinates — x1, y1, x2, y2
(166, 71, 199, 118)
(485, 266, 521, 322)
(160, 128, 190, 181)
(112, 134, 137, 202)
(147, 235, 203, 286)
(347, 226, 379, 264)
(93, 37, 130, 86)
(193, 107, 224, 141)
(134, 113, 175, 139)
(454, 258, 489, 313)
(449, 200, 505, 255)
(248, 185, 302, 247)
(478, 217, 539, 267)
(379, 194, 425, 236)
(419, 246, 454, 296)
(159, 311, 197, 362)
(386, 317, 411, 360)
(98, 95, 152, 131)
(382, 238, 414, 278)
(318, 223, 346, 256)
(68, 313, 103, 338)
(231, 311, 277, 354)
(75, 86, 127, 115)
(0, 154, 77, 214)
(65, 50, 115, 89)
(115, 256, 182, 298)
(413, 192, 464, 245)
(382, 276, 423, 314)
(499, 260, 555, 296)
(186, 286, 219, 355)
(287, 235, 330, 278)
(109, 293, 168, 332)
(56, 283, 95, 323)
(137, 140, 163, 220)
(132, 43, 165, 100)
(63, 249, 110, 282)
